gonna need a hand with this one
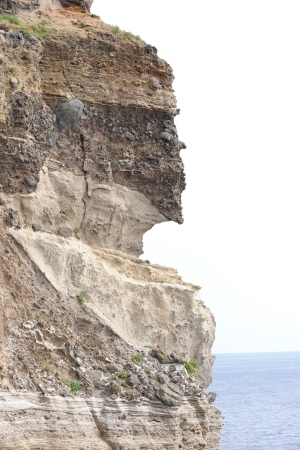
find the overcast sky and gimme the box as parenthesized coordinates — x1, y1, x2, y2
(91, 1, 300, 353)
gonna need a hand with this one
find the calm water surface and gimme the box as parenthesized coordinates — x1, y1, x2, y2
(208, 352, 300, 450)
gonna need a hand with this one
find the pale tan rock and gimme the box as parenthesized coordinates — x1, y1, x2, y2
(0, 392, 222, 450)
(9, 226, 216, 385)
(12, 168, 167, 256)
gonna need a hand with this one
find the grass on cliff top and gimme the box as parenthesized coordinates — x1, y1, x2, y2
(111, 24, 141, 42)
(0, 15, 55, 40)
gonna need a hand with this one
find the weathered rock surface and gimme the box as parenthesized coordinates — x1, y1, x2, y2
(0, 393, 222, 449)
(0, 0, 222, 448)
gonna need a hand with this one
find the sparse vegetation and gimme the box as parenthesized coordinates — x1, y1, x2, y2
(185, 361, 198, 374)
(112, 25, 120, 34)
(7, 67, 17, 75)
(73, 227, 81, 234)
(60, 207, 69, 216)
(44, 364, 51, 372)
(144, 345, 151, 348)
(21, 20, 55, 41)
(111, 24, 141, 41)
(91, 13, 100, 20)
(117, 371, 130, 379)
(121, 382, 129, 388)
(144, 260, 151, 264)
(0, 14, 20, 25)
(62, 378, 83, 395)
(0, 15, 55, 41)
(133, 353, 143, 362)
(124, 31, 140, 41)
(77, 293, 85, 304)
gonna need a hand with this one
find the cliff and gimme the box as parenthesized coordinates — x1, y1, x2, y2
(0, 1, 222, 448)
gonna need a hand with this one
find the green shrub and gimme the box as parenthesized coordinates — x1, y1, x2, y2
(62, 378, 83, 395)
(133, 354, 143, 362)
(60, 207, 68, 216)
(112, 25, 120, 34)
(185, 361, 198, 374)
(144, 260, 151, 264)
(117, 371, 129, 379)
(122, 382, 129, 388)
(44, 364, 51, 372)
(77, 293, 85, 304)
(91, 13, 100, 19)
(73, 227, 81, 234)
(70, 381, 82, 394)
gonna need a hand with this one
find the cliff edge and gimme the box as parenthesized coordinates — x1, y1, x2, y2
(0, 1, 222, 448)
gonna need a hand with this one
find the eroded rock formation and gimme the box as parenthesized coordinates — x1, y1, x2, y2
(0, 1, 222, 448)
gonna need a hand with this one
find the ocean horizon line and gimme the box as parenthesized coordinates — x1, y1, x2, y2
(214, 350, 300, 355)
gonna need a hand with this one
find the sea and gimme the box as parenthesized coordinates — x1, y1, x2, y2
(208, 352, 300, 450)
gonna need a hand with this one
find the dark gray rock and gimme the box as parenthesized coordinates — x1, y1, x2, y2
(160, 131, 172, 142)
(127, 373, 140, 388)
(207, 392, 217, 403)
(154, 382, 183, 406)
(163, 120, 172, 128)
(24, 174, 38, 187)
(58, 227, 73, 238)
(107, 364, 122, 374)
(53, 99, 85, 132)
(125, 131, 135, 142)
(110, 381, 122, 395)
(150, 348, 184, 364)
(145, 45, 158, 56)
(168, 364, 176, 373)
(148, 78, 160, 89)
(46, 132, 56, 146)
(156, 372, 169, 384)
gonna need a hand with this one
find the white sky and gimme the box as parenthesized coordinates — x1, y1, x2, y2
(91, 1, 300, 353)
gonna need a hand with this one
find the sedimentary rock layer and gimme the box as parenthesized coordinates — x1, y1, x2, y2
(0, 393, 222, 449)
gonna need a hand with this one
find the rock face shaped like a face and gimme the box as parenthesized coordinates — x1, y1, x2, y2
(0, 9, 221, 450)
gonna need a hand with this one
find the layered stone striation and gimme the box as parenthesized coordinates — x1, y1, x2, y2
(0, 1, 222, 448)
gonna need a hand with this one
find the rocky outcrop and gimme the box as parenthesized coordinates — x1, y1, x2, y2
(0, 0, 222, 448)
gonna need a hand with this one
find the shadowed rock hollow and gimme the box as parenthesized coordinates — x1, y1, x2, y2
(0, 0, 222, 448)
